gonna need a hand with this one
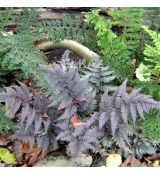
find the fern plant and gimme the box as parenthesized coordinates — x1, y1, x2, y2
(57, 125, 100, 157)
(101, 125, 156, 159)
(40, 59, 160, 158)
(36, 14, 97, 50)
(0, 53, 160, 159)
(108, 8, 143, 57)
(0, 81, 54, 149)
(141, 110, 160, 144)
(139, 26, 160, 82)
(0, 81, 50, 132)
(0, 31, 54, 94)
(98, 79, 160, 134)
(84, 9, 134, 82)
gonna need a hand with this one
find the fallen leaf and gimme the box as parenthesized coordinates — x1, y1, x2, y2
(147, 153, 160, 162)
(0, 148, 16, 164)
(11, 141, 24, 163)
(121, 155, 141, 167)
(70, 115, 79, 128)
(0, 132, 11, 146)
(152, 160, 159, 167)
(12, 141, 48, 166)
(106, 153, 122, 167)
(28, 148, 42, 166)
(70, 115, 85, 129)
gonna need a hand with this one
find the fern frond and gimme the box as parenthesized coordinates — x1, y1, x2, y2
(99, 79, 160, 134)
(83, 57, 116, 93)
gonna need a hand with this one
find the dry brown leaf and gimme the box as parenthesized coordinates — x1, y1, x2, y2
(147, 153, 160, 162)
(12, 141, 48, 166)
(11, 141, 24, 163)
(131, 59, 137, 69)
(0, 133, 11, 146)
(121, 155, 141, 167)
(28, 148, 42, 166)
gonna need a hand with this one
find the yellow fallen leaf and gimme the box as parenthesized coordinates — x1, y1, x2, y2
(106, 153, 122, 167)
(152, 160, 159, 167)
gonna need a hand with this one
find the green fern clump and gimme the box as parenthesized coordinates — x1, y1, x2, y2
(142, 110, 160, 144)
(140, 26, 160, 82)
(0, 105, 16, 132)
(108, 8, 143, 58)
(15, 8, 39, 32)
(0, 32, 54, 95)
(36, 14, 97, 50)
(84, 9, 134, 82)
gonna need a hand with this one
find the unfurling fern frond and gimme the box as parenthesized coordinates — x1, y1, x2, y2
(83, 57, 116, 93)
(60, 50, 77, 71)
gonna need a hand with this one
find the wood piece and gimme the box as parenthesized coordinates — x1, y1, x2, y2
(121, 155, 141, 167)
(38, 40, 99, 60)
(147, 153, 160, 162)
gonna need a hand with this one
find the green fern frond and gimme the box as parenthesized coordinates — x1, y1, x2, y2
(36, 14, 97, 50)
(0, 32, 54, 95)
(142, 110, 160, 144)
(84, 9, 135, 82)
(142, 26, 160, 82)
(0, 104, 16, 132)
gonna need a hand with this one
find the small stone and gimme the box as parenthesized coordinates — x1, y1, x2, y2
(71, 154, 93, 167)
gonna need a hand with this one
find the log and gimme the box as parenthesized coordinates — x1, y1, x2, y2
(38, 40, 99, 60)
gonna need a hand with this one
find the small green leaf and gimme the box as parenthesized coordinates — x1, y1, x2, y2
(136, 63, 151, 82)
(0, 148, 16, 164)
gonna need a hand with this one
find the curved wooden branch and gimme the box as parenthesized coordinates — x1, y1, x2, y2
(38, 39, 99, 60)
